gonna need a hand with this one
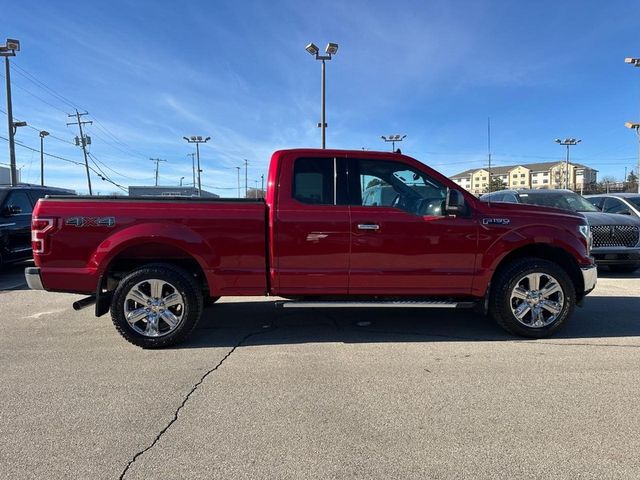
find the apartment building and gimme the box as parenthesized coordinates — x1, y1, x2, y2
(450, 161, 598, 196)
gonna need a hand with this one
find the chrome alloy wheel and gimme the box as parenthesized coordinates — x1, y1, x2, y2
(123, 279, 185, 337)
(509, 272, 565, 329)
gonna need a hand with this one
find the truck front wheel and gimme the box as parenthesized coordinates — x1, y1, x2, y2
(110, 264, 203, 348)
(490, 258, 575, 338)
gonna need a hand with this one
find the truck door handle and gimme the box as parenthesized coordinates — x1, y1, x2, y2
(357, 223, 380, 230)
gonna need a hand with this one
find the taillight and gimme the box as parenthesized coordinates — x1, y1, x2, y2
(32, 217, 57, 254)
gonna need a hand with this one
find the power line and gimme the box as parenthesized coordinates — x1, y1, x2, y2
(88, 152, 151, 181)
(12, 62, 81, 110)
(0, 106, 75, 145)
(0, 133, 126, 191)
(7, 63, 151, 161)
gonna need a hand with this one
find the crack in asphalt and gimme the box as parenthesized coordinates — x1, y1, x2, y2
(118, 326, 276, 480)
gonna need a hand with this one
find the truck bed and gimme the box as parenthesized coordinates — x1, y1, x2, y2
(33, 197, 267, 296)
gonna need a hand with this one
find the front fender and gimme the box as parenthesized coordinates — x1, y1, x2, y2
(472, 223, 590, 297)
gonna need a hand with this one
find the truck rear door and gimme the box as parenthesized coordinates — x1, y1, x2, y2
(273, 156, 350, 295)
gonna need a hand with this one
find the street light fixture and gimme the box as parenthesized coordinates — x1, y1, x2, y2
(624, 57, 640, 67)
(625, 122, 640, 193)
(183, 136, 211, 196)
(554, 138, 581, 189)
(380, 134, 406, 152)
(39, 130, 49, 186)
(305, 41, 339, 149)
(1, 38, 20, 186)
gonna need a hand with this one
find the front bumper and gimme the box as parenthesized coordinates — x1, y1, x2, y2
(581, 264, 597, 295)
(24, 267, 44, 290)
(591, 248, 640, 266)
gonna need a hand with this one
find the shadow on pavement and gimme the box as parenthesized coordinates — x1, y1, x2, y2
(177, 294, 640, 349)
(0, 260, 32, 291)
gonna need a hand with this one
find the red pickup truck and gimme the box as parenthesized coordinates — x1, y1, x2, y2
(26, 149, 597, 348)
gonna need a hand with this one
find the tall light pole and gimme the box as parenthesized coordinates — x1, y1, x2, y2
(380, 134, 406, 152)
(305, 42, 338, 149)
(243, 159, 249, 198)
(187, 153, 196, 188)
(624, 57, 640, 193)
(180, 176, 185, 187)
(1, 39, 20, 186)
(555, 138, 581, 189)
(39, 130, 49, 186)
(235, 166, 241, 198)
(183, 136, 210, 196)
(261, 174, 264, 198)
(624, 122, 640, 193)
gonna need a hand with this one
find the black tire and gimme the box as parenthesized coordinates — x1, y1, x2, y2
(608, 264, 639, 274)
(489, 257, 575, 338)
(110, 263, 203, 348)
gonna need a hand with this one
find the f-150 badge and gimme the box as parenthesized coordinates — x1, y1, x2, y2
(482, 218, 510, 225)
(66, 217, 116, 227)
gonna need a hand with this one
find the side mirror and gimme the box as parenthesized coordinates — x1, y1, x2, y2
(445, 189, 465, 216)
(3, 205, 22, 216)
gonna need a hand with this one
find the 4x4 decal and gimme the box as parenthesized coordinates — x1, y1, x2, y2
(65, 217, 116, 227)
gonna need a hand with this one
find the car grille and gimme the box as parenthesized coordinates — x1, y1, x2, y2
(591, 225, 640, 248)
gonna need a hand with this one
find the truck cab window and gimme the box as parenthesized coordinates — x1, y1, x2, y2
(293, 158, 334, 205)
(355, 159, 447, 216)
(3, 191, 33, 215)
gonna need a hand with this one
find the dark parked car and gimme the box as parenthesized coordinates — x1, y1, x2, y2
(481, 189, 640, 273)
(0, 184, 75, 268)
(585, 193, 640, 219)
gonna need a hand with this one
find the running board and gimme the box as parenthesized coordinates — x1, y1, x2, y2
(277, 300, 476, 309)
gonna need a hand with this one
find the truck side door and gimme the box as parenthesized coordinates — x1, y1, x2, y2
(347, 158, 476, 296)
(273, 156, 350, 295)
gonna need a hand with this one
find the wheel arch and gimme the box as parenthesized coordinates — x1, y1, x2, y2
(487, 243, 585, 308)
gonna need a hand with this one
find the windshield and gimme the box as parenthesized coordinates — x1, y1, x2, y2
(518, 191, 599, 212)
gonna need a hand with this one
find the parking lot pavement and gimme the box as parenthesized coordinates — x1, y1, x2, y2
(0, 270, 639, 479)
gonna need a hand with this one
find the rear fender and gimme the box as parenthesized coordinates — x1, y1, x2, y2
(90, 222, 216, 281)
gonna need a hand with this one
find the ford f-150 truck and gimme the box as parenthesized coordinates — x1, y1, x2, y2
(25, 149, 597, 348)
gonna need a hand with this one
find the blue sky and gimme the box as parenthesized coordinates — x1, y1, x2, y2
(2, 0, 640, 195)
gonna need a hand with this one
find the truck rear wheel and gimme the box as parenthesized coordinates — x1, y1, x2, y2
(490, 258, 575, 338)
(110, 264, 203, 348)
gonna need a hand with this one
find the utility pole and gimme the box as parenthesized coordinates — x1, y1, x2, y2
(261, 174, 264, 198)
(244, 159, 249, 198)
(1, 39, 20, 186)
(150, 158, 167, 186)
(254, 179, 258, 198)
(554, 138, 581, 190)
(236, 166, 241, 198)
(187, 153, 196, 188)
(183, 136, 210, 196)
(67, 110, 93, 195)
(39, 131, 49, 186)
